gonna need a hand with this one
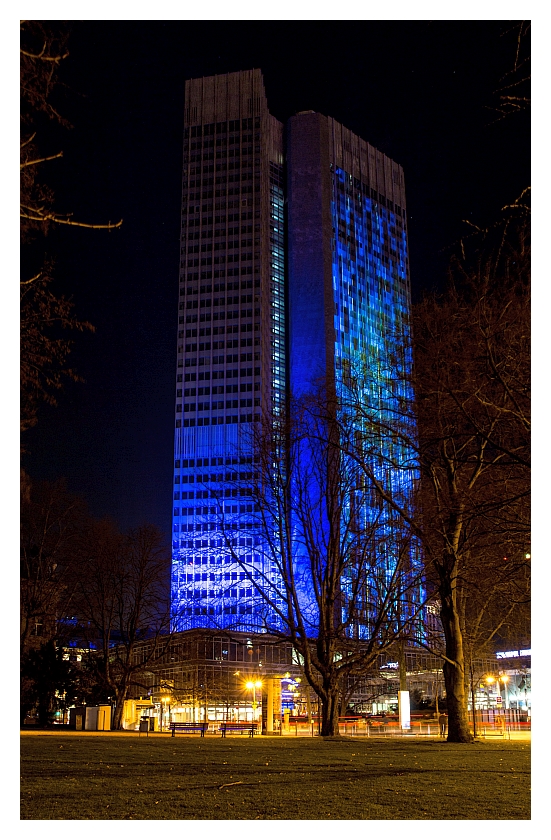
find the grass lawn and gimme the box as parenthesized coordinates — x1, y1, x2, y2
(20, 732, 530, 820)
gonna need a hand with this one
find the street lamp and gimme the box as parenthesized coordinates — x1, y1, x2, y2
(161, 695, 171, 732)
(485, 676, 495, 710)
(497, 674, 510, 710)
(485, 675, 509, 710)
(245, 680, 262, 721)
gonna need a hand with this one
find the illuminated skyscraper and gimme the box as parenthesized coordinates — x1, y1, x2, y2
(171, 70, 285, 631)
(287, 113, 422, 638)
(287, 112, 410, 397)
(171, 72, 420, 635)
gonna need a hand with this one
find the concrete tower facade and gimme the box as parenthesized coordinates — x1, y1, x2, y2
(171, 70, 285, 631)
(287, 112, 422, 638)
(172, 71, 421, 637)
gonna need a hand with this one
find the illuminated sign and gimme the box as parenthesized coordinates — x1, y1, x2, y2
(496, 649, 531, 659)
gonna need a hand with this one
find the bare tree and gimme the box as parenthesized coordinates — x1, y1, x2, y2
(20, 477, 89, 656)
(76, 522, 171, 729)
(488, 21, 530, 122)
(20, 477, 92, 725)
(20, 262, 95, 433)
(20, 21, 122, 433)
(202, 403, 427, 737)
(336, 214, 530, 742)
(20, 21, 123, 235)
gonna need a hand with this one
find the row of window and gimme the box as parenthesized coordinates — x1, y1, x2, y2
(182, 196, 256, 216)
(185, 171, 256, 187)
(173, 505, 253, 517)
(175, 458, 252, 468)
(180, 296, 255, 307)
(185, 176, 257, 193)
(176, 414, 258, 428)
(183, 240, 255, 253)
(185, 118, 258, 138)
(177, 605, 256, 617)
(184, 220, 255, 231)
(180, 370, 257, 383)
(183, 257, 255, 271)
(181, 351, 258, 362)
(180, 288, 255, 307)
(182, 226, 260, 240)
(179, 588, 255, 601)
(180, 280, 257, 293)
(180, 337, 258, 350)
(177, 398, 256, 412)
(181, 571, 255, 584)
(184, 184, 257, 202)
(182, 362, 260, 375)
(174, 491, 254, 502)
(181, 310, 259, 324)
(182, 375, 259, 386)
(175, 478, 253, 489)
(187, 157, 255, 171)
(180, 380, 254, 394)
(173, 521, 255, 530)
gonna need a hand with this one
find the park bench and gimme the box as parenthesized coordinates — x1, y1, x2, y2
(481, 728, 505, 738)
(170, 721, 209, 737)
(219, 722, 258, 738)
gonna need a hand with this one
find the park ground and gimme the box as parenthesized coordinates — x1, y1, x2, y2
(20, 731, 530, 820)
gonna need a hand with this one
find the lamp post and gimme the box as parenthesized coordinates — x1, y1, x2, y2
(161, 695, 171, 732)
(485, 675, 509, 711)
(246, 680, 262, 722)
(498, 674, 510, 710)
(485, 676, 496, 711)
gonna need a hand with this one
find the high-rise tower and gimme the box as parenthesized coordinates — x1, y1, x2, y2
(287, 113, 422, 637)
(171, 70, 285, 631)
(172, 71, 421, 636)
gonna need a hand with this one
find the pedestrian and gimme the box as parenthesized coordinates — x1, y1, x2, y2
(439, 712, 447, 737)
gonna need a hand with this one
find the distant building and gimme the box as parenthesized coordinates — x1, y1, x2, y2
(286, 111, 422, 636)
(171, 70, 421, 635)
(171, 70, 284, 632)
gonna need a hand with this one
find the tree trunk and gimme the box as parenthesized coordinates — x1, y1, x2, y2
(320, 686, 341, 736)
(397, 639, 407, 691)
(112, 682, 129, 730)
(439, 591, 473, 743)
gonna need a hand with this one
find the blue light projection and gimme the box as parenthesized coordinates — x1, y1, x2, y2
(170, 145, 423, 640)
(269, 169, 286, 418)
(170, 162, 286, 635)
(329, 167, 424, 638)
(170, 431, 266, 633)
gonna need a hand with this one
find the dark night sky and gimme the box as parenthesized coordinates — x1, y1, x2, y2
(21, 20, 530, 539)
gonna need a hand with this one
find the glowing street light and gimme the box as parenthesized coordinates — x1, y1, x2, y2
(161, 695, 171, 732)
(497, 674, 510, 709)
(245, 680, 262, 721)
(485, 674, 510, 710)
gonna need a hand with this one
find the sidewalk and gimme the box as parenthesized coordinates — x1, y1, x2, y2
(21, 725, 531, 741)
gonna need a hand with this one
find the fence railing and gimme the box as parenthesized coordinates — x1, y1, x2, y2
(279, 718, 531, 737)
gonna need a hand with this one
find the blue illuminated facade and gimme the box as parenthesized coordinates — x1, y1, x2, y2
(330, 166, 423, 635)
(172, 78, 422, 636)
(171, 71, 285, 632)
(287, 113, 423, 638)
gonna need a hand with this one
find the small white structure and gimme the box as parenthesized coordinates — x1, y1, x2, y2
(398, 691, 411, 729)
(70, 705, 111, 730)
(85, 705, 111, 730)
